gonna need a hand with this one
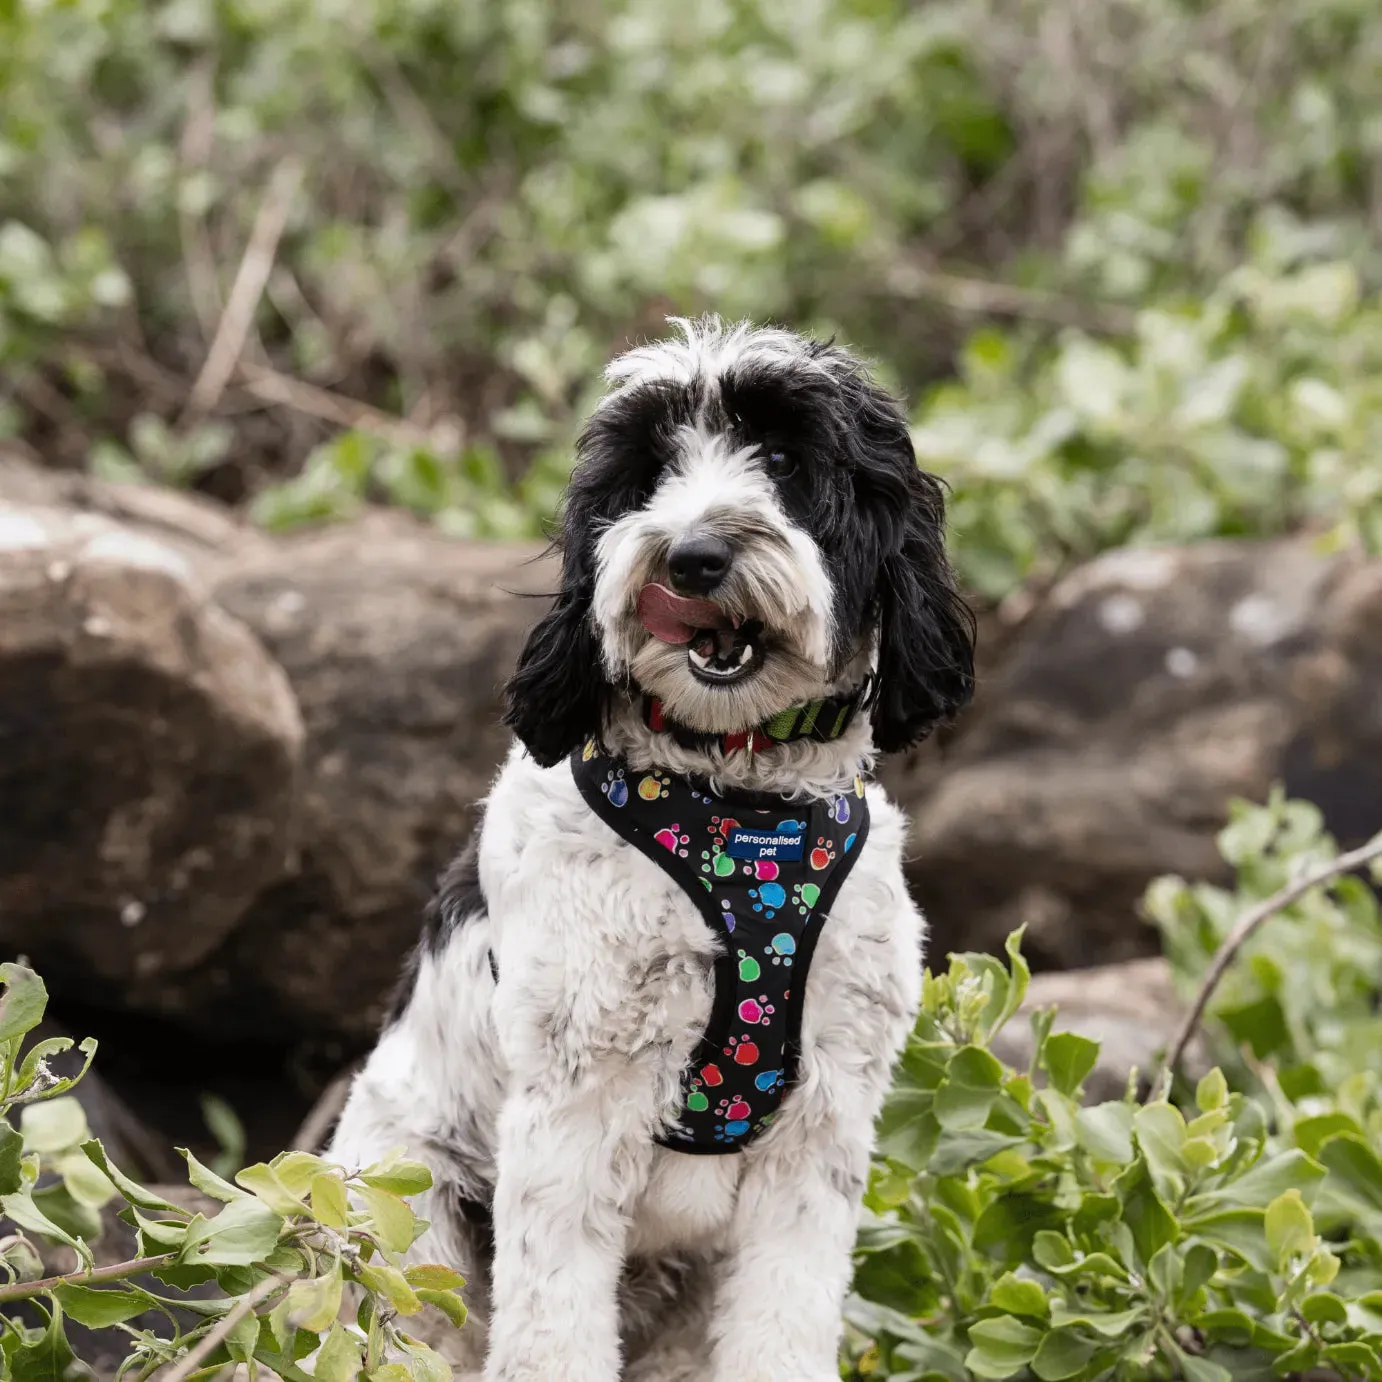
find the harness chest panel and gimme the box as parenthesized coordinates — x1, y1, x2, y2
(571, 743, 870, 1154)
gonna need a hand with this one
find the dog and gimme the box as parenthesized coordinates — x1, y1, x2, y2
(329, 317, 975, 1382)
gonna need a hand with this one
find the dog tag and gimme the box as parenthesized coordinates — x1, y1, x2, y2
(725, 823, 806, 862)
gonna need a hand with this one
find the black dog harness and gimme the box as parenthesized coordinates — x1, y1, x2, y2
(571, 742, 870, 1153)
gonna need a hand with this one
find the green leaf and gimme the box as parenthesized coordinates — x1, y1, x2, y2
(56, 1152, 115, 1209)
(1317, 1133, 1382, 1211)
(180, 1196, 284, 1266)
(1293, 1112, 1362, 1159)
(315, 1323, 363, 1382)
(179, 1147, 248, 1202)
(226, 1310, 262, 1366)
(0, 964, 48, 1044)
(1195, 1069, 1229, 1114)
(359, 1149, 433, 1197)
(355, 1261, 422, 1316)
(1133, 1103, 1188, 1200)
(1047, 1304, 1146, 1338)
(989, 1273, 1048, 1319)
(1, 1185, 91, 1261)
(1031, 1231, 1074, 1271)
(1031, 1328, 1099, 1382)
(417, 1287, 468, 1329)
(311, 1171, 350, 1228)
(929, 1129, 1025, 1177)
(1169, 1345, 1233, 1382)
(933, 1045, 1005, 1131)
(8, 1298, 90, 1382)
(1076, 1102, 1134, 1166)
(1196, 1148, 1325, 1210)
(0, 1117, 25, 1196)
(286, 1264, 343, 1332)
(20, 1098, 87, 1154)
(1115, 1161, 1178, 1267)
(964, 1317, 1043, 1379)
(1264, 1189, 1315, 1269)
(82, 1140, 185, 1212)
(359, 1184, 421, 1254)
(399, 1339, 450, 1382)
(52, 1284, 151, 1327)
(237, 1161, 308, 1215)
(1300, 1292, 1348, 1326)
(403, 1264, 466, 1291)
(1040, 1032, 1099, 1098)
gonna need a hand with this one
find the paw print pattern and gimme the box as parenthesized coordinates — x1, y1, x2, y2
(737, 996, 775, 1025)
(764, 933, 795, 966)
(831, 797, 851, 825)
(809, 836, 836, 870)
(601, 768, 628, 807)
(737, 949, 761, 982)
(754, 1069, 786, 1094)
(724, 1035, 760, 1066)
(653, 824, 690, 857)
(749, 882, 786, 917)
(638, 773, 672, 801)
(792, 880, 821, 915)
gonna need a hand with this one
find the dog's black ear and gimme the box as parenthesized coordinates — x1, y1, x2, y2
(870, 466, 976, 752)
(827, 359, 976, 752)
(503, 538, 610, 768)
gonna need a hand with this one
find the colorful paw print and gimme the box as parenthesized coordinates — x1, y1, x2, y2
(700, 848, 737, 878)
(637, 773, 672, 801)
(749, 881, 786, 917)
(844, 832, 857, 853)
(764, 933, 795, 966)
(737, 948, 761, 982)
(716, 1095, 753, 1121)
(754, 1069, 786, 1094)
(854, 776, 866, 797)
(582, 740, 598, 761)
(792, 880, 821, 915)
(809, 836, 836, 870)
(724, 1035, 760, 1066)
(719, 897, 735, 933)
(654, 823, 690, 857)
(601, 768, 628, 807)
(831, 796, 852, 825)
(754, 859, 779, 880)
(738, 995, 776, 1025)
(714, 1120, 751, 1142)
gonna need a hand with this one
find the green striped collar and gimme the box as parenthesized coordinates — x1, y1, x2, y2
(640, 678, 872, 755)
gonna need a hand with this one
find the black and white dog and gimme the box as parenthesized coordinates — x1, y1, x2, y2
(330, 318, 974, 1382)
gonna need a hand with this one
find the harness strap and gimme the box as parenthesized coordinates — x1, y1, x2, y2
(570, 744, 870, 1153)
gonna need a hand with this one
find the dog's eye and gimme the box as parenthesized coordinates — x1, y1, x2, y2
(765, 450, 796, 479)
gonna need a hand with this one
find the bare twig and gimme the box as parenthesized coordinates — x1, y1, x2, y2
(0, 1252, 176, 1304)
(885, 261, 1137, 335)
(1153, 828, 1382, 1097)
(235, 363, 462, 453)
(156, 1273, 284, 1382)
(183, 159, 303, 423)
(178, 57, 224, 340)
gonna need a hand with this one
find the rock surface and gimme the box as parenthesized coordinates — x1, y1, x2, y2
(899, 538, 1382, 971)
(0, 466, 302, 997)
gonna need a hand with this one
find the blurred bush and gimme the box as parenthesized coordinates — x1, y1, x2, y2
(1, 0, 1381, 588)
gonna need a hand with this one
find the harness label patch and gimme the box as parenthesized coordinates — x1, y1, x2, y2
(725, 823, 806, 862)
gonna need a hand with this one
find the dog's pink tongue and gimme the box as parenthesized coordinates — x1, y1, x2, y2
(637, 583, 731, 645)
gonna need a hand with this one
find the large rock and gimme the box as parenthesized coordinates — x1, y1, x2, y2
(0, 465, 303, 996)
(901, 539, 1382, 970)
(0, 461, 554, 1046)
(146, 518, 552, 1042)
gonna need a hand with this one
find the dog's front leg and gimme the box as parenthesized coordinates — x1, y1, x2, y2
(707, 1117, 868, 1382)
(483, 1076, 655, 1382)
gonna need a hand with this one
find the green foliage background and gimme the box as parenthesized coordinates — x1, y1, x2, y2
(3, 0, 1382, 595)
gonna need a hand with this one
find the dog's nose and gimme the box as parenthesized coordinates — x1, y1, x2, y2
(667, 533, 733, 596)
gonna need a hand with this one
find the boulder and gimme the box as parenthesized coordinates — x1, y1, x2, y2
(899, 538, 1382, 971)
(148, 518, 552, 1042)
(0, 463, 302, 998)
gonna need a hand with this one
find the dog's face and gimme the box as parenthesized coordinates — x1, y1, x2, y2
(506, 318, 974, 767)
